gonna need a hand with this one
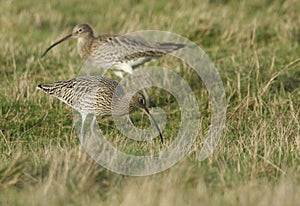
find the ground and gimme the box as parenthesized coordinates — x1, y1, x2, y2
(0, 0, 299, 205)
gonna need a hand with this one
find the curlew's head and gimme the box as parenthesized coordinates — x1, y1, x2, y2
(72, 24, 94, 38)
(112, 91, 163, 143)
(129, 92, 164, 143)
(129, 92, 147, 111)
(41, 24, 94, 58)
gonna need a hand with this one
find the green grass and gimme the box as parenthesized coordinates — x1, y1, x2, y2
(1, 0, 300, 205)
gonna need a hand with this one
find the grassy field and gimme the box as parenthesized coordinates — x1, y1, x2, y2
(1, 0, 300, 205)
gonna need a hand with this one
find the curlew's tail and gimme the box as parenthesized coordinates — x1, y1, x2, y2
(36, 79, 77, 107)
(157, 42, 185, 53)
(36, 79, 75, 96)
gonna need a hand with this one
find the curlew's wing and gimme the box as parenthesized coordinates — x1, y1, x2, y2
(88, 34, 185, 70)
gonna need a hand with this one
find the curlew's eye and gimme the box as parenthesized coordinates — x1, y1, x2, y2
(78, 28, 83, 33)
(139, 97, 145, 105)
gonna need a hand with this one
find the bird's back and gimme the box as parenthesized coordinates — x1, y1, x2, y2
(37, 76, 123, 116)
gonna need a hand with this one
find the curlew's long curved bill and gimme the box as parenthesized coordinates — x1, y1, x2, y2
(144, 107, 164, 143)
(41, 33, 73, 57)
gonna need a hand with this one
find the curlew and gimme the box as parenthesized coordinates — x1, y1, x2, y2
(41, 24, 185, 78)
(37, 76, 163, 143)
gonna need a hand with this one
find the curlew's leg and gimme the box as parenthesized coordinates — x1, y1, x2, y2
(90, 115, 97, 139)
(80, 114, 87, 143)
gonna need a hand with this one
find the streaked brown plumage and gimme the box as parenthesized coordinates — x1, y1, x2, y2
(41, 24, 185, 77)
(37, 76, 163, 143)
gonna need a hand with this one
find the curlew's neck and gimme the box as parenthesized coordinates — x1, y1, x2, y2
(77, 36, 93, 59)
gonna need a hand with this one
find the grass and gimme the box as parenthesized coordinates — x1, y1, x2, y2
(0, 0, 300, 205)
